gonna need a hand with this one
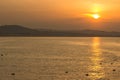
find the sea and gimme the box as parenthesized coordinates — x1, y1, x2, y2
(0, 37, 120, 80)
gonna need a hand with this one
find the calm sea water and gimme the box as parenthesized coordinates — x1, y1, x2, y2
(0, 37, 120, 80)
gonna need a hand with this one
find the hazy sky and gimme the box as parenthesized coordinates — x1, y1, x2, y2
(0, 0, 120, 31)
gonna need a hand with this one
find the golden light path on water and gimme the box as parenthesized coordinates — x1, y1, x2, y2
(89, 37, 105, 80)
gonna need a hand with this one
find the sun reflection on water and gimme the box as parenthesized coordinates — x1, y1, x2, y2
(89, 37, 105, 80)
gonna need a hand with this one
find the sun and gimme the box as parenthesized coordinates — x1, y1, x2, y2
(84, 13, 101, 20)
(92, 14, 100, 19)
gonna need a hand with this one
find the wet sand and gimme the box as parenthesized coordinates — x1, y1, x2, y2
(0, 37, 120, 80)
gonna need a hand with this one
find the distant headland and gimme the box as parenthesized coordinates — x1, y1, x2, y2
(0, 25, 120, 37)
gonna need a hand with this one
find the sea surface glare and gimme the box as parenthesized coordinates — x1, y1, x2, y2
(0, 37, 120, 80)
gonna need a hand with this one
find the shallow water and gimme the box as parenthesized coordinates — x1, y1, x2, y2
(0, 37, 120, 80)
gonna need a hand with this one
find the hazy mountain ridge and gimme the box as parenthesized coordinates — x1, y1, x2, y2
(0, 25, 120, 37)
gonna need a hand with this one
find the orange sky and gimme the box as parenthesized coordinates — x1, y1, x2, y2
(0, 0, 120, 31)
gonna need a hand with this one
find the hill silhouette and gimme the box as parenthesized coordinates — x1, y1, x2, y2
(0, 25, 120, 37)
(0, 25, 39, 36)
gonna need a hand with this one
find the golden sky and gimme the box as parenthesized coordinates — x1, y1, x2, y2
(0, 0, 120, 31)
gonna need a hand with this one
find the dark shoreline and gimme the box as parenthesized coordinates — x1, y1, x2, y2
(0, 25, 120, 37)
(0, 36, 120, 37)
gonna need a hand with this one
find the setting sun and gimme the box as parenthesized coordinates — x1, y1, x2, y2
(92, 14, 100, 19)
